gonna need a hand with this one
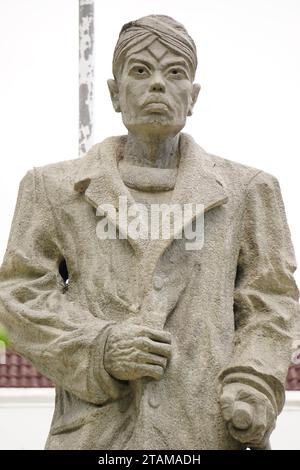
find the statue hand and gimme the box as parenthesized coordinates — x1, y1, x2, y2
(103, 323, 172, 381)
(220, 382, 276, 448)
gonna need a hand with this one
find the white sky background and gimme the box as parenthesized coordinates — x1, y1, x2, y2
(0, 0, 300, 288)
(0, 0, 78, 262)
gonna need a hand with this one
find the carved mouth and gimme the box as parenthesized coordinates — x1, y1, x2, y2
(143, 102, 169, 112)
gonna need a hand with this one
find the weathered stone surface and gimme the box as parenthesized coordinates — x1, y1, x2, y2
(0, 14, 299, 450)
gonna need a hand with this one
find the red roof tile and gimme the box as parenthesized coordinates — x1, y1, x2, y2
(0, 351, 53, 387)
(286, 365, 300, 390)
(0, 351, 300, 390)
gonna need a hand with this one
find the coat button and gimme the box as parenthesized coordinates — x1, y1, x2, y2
(153, 276, 165, 290)
(147, 384, 160, 408)
(148, 394, 160, 408)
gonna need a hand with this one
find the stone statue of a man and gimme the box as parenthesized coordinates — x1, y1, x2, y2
(0, 14, 299, 450)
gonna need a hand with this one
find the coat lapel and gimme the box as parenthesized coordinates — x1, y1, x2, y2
(73, 137, 148, 254)
(149, 133, 228, 259)
(73, 133, 228, 258)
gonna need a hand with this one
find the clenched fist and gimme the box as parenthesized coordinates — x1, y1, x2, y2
(104, 323, 172, 381)
(220, 383, 276, 448)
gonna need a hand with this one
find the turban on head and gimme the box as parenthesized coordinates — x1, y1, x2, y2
(113, 15, 198, 81)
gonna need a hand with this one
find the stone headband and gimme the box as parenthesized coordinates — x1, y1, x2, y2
(112, 15, 198, 81)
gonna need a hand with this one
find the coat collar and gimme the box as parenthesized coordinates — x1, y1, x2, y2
(73, 133, 228, 257)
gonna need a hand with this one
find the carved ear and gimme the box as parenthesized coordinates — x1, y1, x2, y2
(188, 83, 201, 116)
(107, 79, 121, 113)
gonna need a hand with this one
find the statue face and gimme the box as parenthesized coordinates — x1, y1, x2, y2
(108, 39, 200, 137)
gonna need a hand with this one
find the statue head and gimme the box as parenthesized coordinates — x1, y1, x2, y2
(108, 15, 201, 138)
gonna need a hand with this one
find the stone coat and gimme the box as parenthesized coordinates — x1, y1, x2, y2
(0, 133, 299, 449)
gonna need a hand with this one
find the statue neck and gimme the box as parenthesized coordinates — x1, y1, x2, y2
(123, 132, 180, 169)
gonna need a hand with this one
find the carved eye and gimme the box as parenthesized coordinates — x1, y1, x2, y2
(168, 68, 187, 79)
(130, 65, 149, 78)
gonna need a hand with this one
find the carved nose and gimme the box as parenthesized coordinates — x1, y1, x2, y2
(149, 73, 166, 93)
(150, 82, 165, 92)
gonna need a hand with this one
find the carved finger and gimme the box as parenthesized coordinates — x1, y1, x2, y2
(245, 401, 268, 445)
(140, 327, 172, 344)
(219, 391, 235, 422)
(135, 351, 168, 368)
(232, 401, 253, 430)
(135, 364, 165, 381)
(136, 337, 172, 358)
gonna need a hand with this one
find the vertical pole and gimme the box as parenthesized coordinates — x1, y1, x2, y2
(79, 0, 95, 157)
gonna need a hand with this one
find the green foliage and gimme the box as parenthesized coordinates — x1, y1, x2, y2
(0, 324, 9, 345)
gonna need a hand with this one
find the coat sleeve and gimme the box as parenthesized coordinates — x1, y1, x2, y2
(219, 170, 300, 414)
(0, 168, 129, 404)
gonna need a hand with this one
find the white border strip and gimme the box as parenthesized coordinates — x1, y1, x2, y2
(283, 391, 300, 410)
(0, 388, 55, 407)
